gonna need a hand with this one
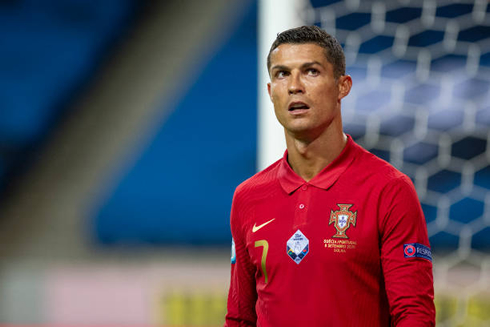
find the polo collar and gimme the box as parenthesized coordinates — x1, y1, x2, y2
(278, 135, 358, 194)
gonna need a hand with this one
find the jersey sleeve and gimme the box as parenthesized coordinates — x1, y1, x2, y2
(379, 175, 435, 327)
(224, 188, 257, 327)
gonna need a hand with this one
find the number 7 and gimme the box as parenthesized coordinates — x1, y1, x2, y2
(254, 240, 269, 284)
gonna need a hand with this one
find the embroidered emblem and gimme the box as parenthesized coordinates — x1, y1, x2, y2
(404, 243, 432, 262)
(404, 244, 416, 257)
(287, 230, 309, 264)
(329, 204, 357, 239)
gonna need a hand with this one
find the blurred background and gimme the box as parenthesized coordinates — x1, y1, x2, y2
(0, 0, 488, 326)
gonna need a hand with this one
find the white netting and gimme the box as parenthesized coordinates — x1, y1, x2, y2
(294, 0, 490, 325)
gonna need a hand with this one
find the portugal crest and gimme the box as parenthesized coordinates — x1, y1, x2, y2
(329, 204, 357, 239)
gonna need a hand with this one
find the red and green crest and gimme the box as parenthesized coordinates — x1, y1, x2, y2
(329, 204, 357, 239)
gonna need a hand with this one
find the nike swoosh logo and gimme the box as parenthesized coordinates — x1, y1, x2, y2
(252, 218, 276, 233)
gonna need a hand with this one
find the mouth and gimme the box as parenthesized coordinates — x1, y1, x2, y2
(288, 101, 310, 112)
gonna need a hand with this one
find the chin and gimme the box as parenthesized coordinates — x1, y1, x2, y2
(286, 121, 317, 132)
(286, 121, 332, 139)
(285, 126, 316, 139)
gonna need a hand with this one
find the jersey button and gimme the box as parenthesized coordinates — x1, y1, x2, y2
(299, 203, 305, 209)
(301, 185, 308, 191)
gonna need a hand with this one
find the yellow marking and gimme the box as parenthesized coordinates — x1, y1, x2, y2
(252, 218, 276, 233)
(255, 240, 269, 283)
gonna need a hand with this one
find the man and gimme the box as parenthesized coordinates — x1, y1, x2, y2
(225, 26, 435, 326)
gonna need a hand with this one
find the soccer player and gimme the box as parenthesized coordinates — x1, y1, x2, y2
(224, 26, 435, 326)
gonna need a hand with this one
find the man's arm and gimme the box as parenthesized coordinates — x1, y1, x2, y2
(379, 175, 435, 326)
(224, 189, 257, 327)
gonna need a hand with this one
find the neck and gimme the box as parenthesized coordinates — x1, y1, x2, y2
(285, 124, 347, 182)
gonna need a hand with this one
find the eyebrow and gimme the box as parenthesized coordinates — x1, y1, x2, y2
(271, 61, 324, 72)
(302, 61, 323, 68)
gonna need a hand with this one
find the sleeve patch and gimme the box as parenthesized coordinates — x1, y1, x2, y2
(404, 243, 432, 262)
(231, 238, 236, 264)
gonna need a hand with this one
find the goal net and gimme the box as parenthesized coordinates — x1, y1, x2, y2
(259, 1, 490, 326)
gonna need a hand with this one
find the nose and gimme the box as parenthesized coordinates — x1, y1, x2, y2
(288, 72, 304, 95)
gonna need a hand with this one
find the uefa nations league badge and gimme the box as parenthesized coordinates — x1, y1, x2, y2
(287, 229, 309, 264)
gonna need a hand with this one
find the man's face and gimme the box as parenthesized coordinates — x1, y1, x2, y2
(267, 43, 351, 141)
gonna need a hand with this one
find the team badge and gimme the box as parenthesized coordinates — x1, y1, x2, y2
(329, 204, 357, 239)
(287, 230, 309, 264)
(404, 243, 432, 262)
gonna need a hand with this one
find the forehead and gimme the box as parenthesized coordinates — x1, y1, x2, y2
(269, 43, 329, 67)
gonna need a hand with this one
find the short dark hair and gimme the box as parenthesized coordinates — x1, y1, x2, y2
(267, 25, 345, 79)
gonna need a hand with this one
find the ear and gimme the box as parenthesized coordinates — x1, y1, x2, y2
(337, 75, 352, 100)
(267, 82, 273, 101)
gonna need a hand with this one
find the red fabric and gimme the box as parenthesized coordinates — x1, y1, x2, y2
(225, 136, 435, 327)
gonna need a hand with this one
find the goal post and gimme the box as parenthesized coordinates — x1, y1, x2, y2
(258, 0, 310, 170)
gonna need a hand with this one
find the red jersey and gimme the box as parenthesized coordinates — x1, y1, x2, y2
(225, 136, 435, 327)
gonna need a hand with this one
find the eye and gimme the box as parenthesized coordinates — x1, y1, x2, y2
(306, 68, 319, 76)
(275, 70, 289, 79)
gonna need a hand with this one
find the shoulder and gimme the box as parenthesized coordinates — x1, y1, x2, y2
(346, 141, 419, 203)
(233, 158, 282, 202)
(352, 141, 412, 188)
(353, 145, 420, 210)
(230, 158, 282, 228)
(348, 144, 424, 228)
